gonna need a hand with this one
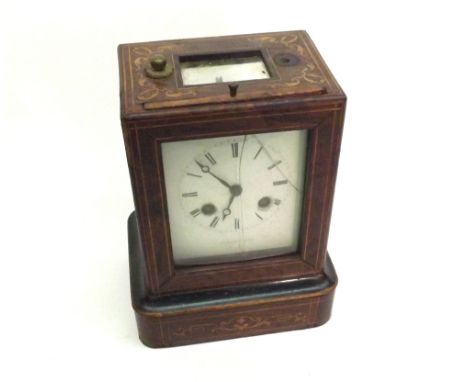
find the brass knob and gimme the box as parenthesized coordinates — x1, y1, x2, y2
(145, 54, 173, 79)
(150, 56, 167, 72)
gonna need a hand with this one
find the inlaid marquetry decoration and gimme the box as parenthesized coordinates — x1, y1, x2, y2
(119, 31, 346, 347)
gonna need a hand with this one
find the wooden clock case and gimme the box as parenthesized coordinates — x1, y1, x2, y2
(118, 31, 346, 347)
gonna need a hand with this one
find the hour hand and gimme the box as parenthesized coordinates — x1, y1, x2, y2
(222, 194, 234, 220)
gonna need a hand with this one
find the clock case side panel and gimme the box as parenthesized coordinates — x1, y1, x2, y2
(120, 49, 172, 295)
(121, 123, 173, 294)
(122, 97, 345, 297)
(301, 100, 346, 270)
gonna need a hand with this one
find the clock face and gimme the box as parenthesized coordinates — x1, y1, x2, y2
(161, 129, 308, 266)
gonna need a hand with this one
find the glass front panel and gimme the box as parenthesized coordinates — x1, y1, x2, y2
(180, 51, 270, 86)
(161, 129, 308, 266)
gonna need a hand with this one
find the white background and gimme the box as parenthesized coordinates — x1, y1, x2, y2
(1, 1, 467, 381)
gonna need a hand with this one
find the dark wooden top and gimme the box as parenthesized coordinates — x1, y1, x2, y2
(118, 31, 344, 120)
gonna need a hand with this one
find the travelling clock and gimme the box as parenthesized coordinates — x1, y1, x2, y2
(118, 31, 346, 347)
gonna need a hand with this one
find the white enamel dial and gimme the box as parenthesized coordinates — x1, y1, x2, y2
(161, 129, 308, 266)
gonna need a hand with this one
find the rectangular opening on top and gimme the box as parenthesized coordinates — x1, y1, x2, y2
(179, 50, 271, 86)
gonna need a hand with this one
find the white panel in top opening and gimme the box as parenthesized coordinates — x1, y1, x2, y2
(180, 51, 271, 86)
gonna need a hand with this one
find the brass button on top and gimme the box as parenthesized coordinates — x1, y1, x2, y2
(145, 54, 173, 79)
(150, 56, 166, 71)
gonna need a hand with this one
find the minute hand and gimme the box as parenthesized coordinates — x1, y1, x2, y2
(208, 171, 232, 189)
(195, 160, 231, 189)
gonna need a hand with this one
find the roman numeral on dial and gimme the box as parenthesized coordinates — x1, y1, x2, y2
(254, 146, 263, 160)
(205, 152, 216, 165)
(210, 216, 220, 227)
(273, 180, 288, 186)
(234, 218, 240, 230)
(231, 142, 239, 158)
(190, 208, 201, 217)
(186, 172, 202, 178)
(268, 160, 282, 170)
(182, 192, 198, 197)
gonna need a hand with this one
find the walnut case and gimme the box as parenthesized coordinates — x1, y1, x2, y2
(118, 31, 346, 347)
